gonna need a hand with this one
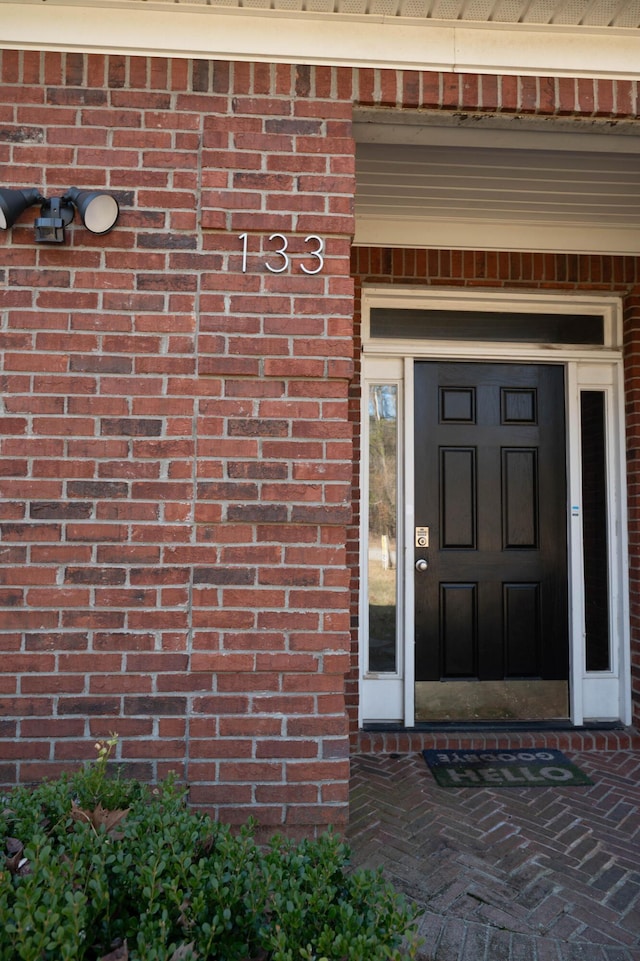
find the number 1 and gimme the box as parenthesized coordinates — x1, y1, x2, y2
(239, 233, 248, 273)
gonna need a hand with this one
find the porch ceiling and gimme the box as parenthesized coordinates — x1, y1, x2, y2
(3, 0, 640, 79)
(5, 0, 640, 28)
(354, 116, 640, 254)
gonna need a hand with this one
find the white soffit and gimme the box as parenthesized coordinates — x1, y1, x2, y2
(2, 0, 640, 79)
(354, 118, 640, 254)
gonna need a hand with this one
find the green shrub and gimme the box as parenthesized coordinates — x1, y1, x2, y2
(1, 741, 419, 961)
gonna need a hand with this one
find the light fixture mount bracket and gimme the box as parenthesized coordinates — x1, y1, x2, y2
(34, 196, 75, 244)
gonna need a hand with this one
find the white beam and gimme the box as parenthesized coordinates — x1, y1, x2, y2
(354, 216, 640, 256)
(2, 1, 640, 80)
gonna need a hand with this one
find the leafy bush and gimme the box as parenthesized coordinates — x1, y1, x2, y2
(1, 740, 419, 961)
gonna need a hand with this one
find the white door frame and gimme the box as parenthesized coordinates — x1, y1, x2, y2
(359, 287, 631, 728)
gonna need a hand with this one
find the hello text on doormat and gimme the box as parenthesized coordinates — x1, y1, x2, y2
(423, 749, 593, 788)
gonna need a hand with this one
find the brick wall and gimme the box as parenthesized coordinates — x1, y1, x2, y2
(0, 52, 355, 832)
(353, 70, 640, 115)
(2, 54, 640, 833)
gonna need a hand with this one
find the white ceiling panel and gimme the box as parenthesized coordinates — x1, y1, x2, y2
(4, 0, 640, 26)
(354, 130, 640, 253)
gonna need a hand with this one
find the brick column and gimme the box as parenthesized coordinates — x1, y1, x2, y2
(0, 53, 355, 834)
(188, 62, 356, 830)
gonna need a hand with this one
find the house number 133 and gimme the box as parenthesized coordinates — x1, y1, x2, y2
(239, 233, 325, 275)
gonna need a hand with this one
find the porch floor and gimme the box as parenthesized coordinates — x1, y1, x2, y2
(347, 730, 640, 961)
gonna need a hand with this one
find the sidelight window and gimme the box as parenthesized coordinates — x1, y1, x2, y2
(367, 384, 399, 673)
(580, 390, 611, 672)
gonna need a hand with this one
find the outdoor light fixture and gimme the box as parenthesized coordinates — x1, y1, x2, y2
(64, 187, 119, 236)
(0, 187, 43, 230)
(0, 186, 119, 243)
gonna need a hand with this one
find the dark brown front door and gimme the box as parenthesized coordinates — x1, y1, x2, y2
(414, 362, 569, 721)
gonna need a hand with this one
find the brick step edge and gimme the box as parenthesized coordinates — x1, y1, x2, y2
(351, 727, 640, 755)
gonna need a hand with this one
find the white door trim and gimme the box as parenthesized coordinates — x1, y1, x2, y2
(403, 356, 416, 729)
(359, 287, 631, 727)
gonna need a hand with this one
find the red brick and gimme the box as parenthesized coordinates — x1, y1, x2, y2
(11, 54, 638, 835)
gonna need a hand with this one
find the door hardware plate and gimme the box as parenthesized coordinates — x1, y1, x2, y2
(415, 526, 429, 548)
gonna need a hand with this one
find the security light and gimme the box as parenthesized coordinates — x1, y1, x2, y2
(64, 187, 119, 235)
(0, 186, 120, 243)
(0, 187, 44, 229)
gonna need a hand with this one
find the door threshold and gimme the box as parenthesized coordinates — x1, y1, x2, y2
(362, 720, 623, 733)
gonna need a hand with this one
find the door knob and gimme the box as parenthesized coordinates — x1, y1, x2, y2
(415, 558, 428, 572)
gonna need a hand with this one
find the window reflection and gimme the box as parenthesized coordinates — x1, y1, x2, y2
(581, 391, 611, 671)
(368, 384, 398, 673)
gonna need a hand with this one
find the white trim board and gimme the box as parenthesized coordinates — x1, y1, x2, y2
(354, 217, 640, 256)
(359, 287, 631, 727)
(3, 3, 640, 80)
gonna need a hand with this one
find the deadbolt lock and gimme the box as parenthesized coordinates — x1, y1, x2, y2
(415, 526, 429, 548)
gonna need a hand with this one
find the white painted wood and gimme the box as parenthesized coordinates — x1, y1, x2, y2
(359, 287, 629, 727)
(358, 365, 372, 727)
(361, 287, 622, 357)
(402, 356, 416, 727)
(354, 114, 640, 155)
(361, 678, 404, 721)
(3, 1, 640, 80)
(576, 361, 632, 723)
(583, 677, 622, 720)
(612, 362, 633, 725)
(360, 360, 405, 723)
(355, 217, 640, 256)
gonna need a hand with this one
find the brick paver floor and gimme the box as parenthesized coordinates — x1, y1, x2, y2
(347, 751, 640, 961)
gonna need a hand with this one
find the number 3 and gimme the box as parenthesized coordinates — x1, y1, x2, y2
(265, 234, 289, 274)
(301, 235, 324, 275)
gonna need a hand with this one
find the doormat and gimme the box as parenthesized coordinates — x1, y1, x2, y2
(423, 749, 593, 788)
